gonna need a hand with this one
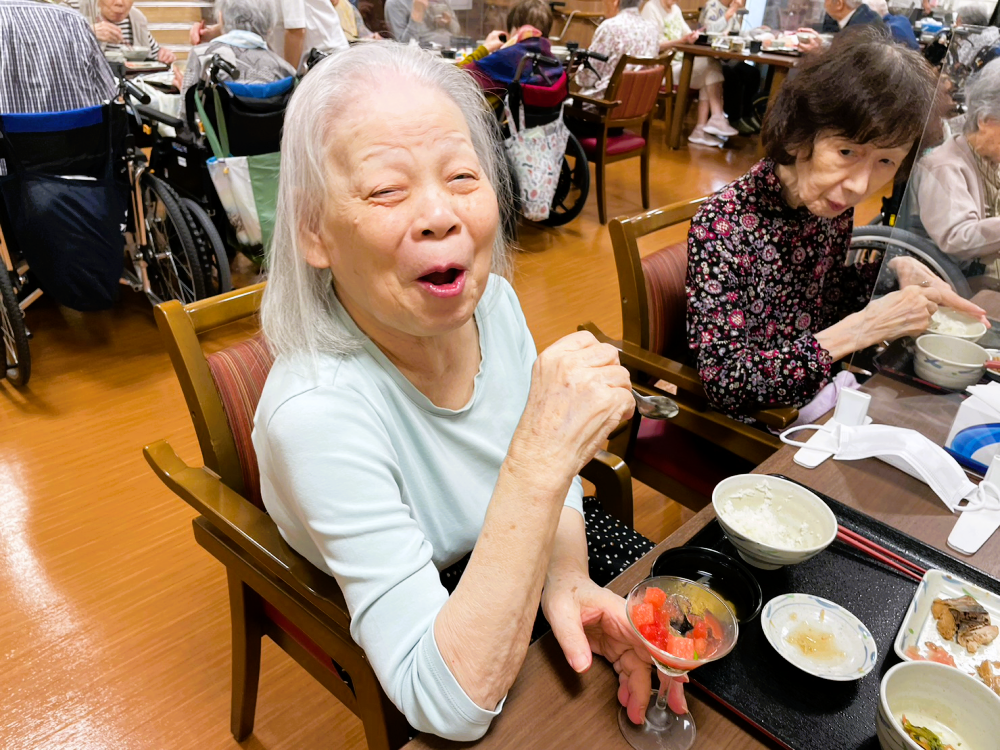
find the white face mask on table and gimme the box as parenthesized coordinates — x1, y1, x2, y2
(781, 422, 1000, 555)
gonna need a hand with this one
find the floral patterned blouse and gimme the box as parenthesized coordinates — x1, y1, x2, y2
(685, 159, 879, 420)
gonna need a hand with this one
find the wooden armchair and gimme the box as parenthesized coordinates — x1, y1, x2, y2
(565, 54, 670, 224)
(144, 283, 636, 748)
(583, 198, 798, 511)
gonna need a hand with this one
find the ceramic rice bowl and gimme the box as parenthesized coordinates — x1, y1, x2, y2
(913, 334, 988, 390)
(711, 475, 837, 570)
(876, 661, 1000, 750)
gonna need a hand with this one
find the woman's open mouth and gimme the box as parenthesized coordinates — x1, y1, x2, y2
(417, 267, 466, 298)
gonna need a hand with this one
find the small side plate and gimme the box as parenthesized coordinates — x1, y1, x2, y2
(893, 569, 1000, 676)
(761, 594, 877, 681)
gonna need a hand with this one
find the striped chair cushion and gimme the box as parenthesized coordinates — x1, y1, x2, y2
(641, 241, 689, 361)
(206, 334, 275, 509)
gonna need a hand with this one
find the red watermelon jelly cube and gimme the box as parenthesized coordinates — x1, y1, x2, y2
(643, 586, 667, 609)
(632, 602, 655, 628)
(665, 631, 696, 660)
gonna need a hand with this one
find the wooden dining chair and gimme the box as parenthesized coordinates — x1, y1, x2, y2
(565, 53, 671, 224)
(143, 283, 638, 749)
(582, 198, 798, 511)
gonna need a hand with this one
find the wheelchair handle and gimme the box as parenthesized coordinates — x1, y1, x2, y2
(209, 54, 239, 83)
(125, 80, 151, 105)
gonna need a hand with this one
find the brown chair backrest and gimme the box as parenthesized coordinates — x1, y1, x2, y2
(604, 54, 669, 122)
(641, 242, 689, 362)
(609, 197, 706, 356)
(153, 284, 267, 499)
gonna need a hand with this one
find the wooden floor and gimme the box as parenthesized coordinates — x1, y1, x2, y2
(0, 121, 885, 750)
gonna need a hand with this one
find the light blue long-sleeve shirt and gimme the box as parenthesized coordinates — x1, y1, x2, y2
(252, 274, 584, 740)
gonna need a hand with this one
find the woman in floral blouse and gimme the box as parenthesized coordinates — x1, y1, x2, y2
(686, 28, 988, 421)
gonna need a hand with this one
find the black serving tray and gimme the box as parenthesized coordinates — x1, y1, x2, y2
(678, 475, 1000, 750)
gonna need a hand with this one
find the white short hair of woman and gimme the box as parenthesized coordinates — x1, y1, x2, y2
(261, 42, 514, 362)
(216, 0, 277, 38)
(964, 58, 1000, 137)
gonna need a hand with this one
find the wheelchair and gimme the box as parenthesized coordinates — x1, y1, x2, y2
(141, 55, 294, 270)
(500, 47, 609, 227)
(0, 70, 227, 387)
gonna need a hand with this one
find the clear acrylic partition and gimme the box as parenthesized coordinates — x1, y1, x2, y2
(847, 20, 1000, 461)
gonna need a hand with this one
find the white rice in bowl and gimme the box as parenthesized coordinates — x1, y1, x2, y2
(719, 479, 824, 550)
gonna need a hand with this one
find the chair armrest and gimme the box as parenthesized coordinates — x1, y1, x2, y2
(580, 323, 798, 430)
(580, 449, 633, 527)
(143, 439, 352, 630)
(567, 92, 621, 110)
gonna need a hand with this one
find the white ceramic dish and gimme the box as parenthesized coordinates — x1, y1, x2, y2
(877, 661, 1000, 750)
(927, 307, 988, 342)
(894, 569, 1000, 680)
(120, 46, 151, 61)
(913, 334, 988, 390)
(711, 475, 837, 570)
(761, 594, 877, 681)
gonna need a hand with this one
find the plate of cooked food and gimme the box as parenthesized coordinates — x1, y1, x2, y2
(894, 569, 1000, 697)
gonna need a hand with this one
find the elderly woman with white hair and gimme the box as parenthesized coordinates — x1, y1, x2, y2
(251, 42, 670, 742)
(912, 59, 1000, 264)
(179, 0, 294, 113)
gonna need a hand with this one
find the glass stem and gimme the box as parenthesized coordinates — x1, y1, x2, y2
(654, 676, 670, 712)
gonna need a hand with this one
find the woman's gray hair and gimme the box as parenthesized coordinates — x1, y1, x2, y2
(964, 58, 1000, 136)
(215, 0, 276, 37)
(261, 42, 513, 362)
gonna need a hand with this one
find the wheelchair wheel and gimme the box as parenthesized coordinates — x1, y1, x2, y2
(850, 225, 971, 299)
(141, 173, 207, 305)
(0, 266, 30, 387)
(181, 198, 232, 296)
(540, 132, 590, 227)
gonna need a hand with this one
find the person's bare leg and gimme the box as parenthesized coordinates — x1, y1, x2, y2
(705, 82, 725, 119)
(697, 95, 710, 127)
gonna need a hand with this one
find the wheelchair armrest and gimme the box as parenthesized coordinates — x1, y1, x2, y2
(143, 439, 352, 630)
(580, 323, 798, 430)
(134, 104, 185, 131)
(580, 449, 633, 527)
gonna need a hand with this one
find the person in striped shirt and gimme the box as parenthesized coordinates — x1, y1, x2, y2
(67, 0, 176, 65)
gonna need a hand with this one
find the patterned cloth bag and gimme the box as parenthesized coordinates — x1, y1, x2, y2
(503, 102, 569, 222)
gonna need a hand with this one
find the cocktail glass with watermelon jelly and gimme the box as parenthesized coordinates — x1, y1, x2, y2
(619, 576, 739, 750)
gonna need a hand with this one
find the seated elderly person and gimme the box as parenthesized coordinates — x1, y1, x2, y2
(458, 0, 561, 109)
(70, 0, 176, 65)
(642, 0, 739, 146)
(686, 28, 986, 422)
(179, 0, 294, 119)
(252, 42, 670, 741)
(384, 0, 461, 46)
(1, 0, 116, 114)
(574, 0, 658, 109)
(911, 59, 1000, 265)
(819, 0, 886, 32)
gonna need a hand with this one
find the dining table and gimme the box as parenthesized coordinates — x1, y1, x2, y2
(667, 43, 800, 150)
(403, 291, 1000, 750)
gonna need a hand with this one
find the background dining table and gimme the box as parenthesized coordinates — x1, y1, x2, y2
(403, 291, 1000, 750)
(668, 43, 800, 150)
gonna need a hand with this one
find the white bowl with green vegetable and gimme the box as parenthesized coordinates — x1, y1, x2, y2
(876, 661, 1000, 750)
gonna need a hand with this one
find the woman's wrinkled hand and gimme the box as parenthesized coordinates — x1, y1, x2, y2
(542, 577, 655, 724)
(511, 331, 634, 483)
(860, 285, 983, 344)
(94, 20, 124, 45)
(889, 256, 989, 325)
(157, 47, 177, 65)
